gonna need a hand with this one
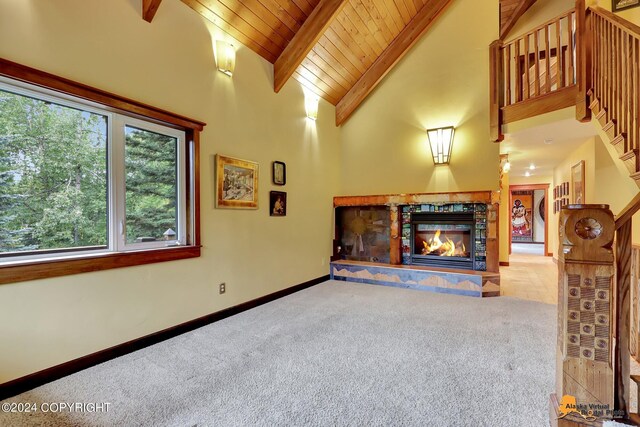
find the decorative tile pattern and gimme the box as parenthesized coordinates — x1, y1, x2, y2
(566, 273, 612, 363)
(330, 261, 483, 297)
(400, 203, 487, 270)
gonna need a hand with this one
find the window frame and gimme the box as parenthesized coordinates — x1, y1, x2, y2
(0, 58, 205, 285)
(118, 118, 187, 251)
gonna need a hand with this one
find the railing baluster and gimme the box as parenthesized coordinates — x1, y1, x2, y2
(545, 25, 552, 94)
(534, 29, 541, 96)
(515, 41, 522, 103)
(615, 26, 619, 135)
(525, 34, 531, 100)
(631, 37, 640, 154)
(624, 32, 630, 148)
(506, 44, 512, 105)
(598, 16, 602, 102)
(604, 19, 608, 113)
(568, 12, 575, 85)
(557, 20, 564, 89)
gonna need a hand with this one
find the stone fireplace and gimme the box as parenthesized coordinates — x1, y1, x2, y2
(331, 191, 500, 297)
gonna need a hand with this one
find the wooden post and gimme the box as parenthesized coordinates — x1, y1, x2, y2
(490, 40, 504, 142)
(390, 205, 402, 265)
(551, 205, 615, 425)
(615, 219, 632, 417)
(631, 246, 640, 361)
(575, 0, 592, 122)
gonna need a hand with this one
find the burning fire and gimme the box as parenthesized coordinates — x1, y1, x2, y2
(422, 229, 466, 257)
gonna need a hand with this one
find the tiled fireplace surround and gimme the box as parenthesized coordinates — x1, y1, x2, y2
(330, 191, 501, 297)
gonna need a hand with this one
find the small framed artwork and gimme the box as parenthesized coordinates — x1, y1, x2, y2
(269, 191, 286, 216)
(273, 161, 286, 186)
(553, 200, 557, 214)
(215, 154, 259, 209)
(562, 198, 568, 207)
(553, 186, 557, 199)
(558, 185, 563, 197)
(613, 0, 640, 12)
(572, 160, 586, 204)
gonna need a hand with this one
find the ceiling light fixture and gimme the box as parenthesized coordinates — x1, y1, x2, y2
(427, 126, 455, 165)
(529, 164, 536, 170)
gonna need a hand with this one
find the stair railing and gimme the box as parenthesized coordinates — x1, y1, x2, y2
(590, 7, 640, 171)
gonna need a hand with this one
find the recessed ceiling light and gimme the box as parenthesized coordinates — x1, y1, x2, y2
(529, 164, 536, 170)
(544, 138, 553, 145)
(525, 171, 531, 177)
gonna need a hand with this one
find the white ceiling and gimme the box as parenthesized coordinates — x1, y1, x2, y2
(500, 117, 598, 179)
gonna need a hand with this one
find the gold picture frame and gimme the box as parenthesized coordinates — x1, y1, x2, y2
(571, 160, 585, 204)
(215, 154, 259, 209)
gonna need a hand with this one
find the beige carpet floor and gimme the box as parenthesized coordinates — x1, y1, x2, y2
(1, 280, 556, 427)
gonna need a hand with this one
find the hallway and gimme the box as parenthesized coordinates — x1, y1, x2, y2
(500, 253, 557, 305)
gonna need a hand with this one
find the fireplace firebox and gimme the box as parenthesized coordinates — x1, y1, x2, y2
(410, 212, 475, 270)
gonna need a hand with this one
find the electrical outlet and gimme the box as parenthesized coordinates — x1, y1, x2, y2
(219, 282, 226, 294)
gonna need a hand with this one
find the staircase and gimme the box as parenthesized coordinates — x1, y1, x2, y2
(490, 2, 640, 425)
(491, 4, 640, 190)
(587, 7, 640, 188)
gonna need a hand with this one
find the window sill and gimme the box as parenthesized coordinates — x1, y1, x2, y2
(0, 246, 201, 285)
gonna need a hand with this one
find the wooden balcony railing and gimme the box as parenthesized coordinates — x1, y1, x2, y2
(491, 3, 586, 141)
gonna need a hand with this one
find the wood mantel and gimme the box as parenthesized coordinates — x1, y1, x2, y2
(333, 191, 498, 207)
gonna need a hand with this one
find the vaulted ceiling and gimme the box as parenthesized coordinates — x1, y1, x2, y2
(143, 0, 534, 125)
(143, 0, 454, 125)
(499, 0, 537, 39)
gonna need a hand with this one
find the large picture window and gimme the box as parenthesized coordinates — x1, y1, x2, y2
(0, 80, 187, 261)
(0, 58, 204, 284)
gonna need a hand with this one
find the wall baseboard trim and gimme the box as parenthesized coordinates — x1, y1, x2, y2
(0, 275, 330, 401)
(499, 261, 510, 266)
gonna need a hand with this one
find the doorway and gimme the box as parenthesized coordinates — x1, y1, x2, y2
(509, 184, 550, 257)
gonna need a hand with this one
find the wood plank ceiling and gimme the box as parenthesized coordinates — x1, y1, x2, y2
(499, 0, 537, 39)
(153, 0, 454, 125)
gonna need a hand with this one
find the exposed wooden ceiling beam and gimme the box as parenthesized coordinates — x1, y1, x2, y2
(142, 0, 163, 23)
(335, 0, 454, 126)
(274, 0, 348, 93)
(500, 0, 537, 39)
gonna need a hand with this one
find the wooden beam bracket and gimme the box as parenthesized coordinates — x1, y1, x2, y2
(142, 0, 163, 23)
(274, 0, 348, 93)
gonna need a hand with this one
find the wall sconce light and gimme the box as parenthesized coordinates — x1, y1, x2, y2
(215, 40, 236, 77)
(500, 153, 511, 173)
(305, 92, 319, 121)
(427, 126, 455, 165)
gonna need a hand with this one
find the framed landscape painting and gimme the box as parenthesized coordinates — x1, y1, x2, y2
(613, 0, 640, 12)
(215, 154, 259, 209)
